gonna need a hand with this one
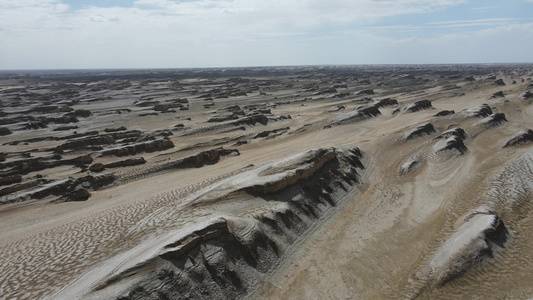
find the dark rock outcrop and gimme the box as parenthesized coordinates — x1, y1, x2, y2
(104, 126, 127, 133)
(105, 157, 146, 169)
(0, 179, 47, 198)
(89, 163, 105, 173)
(53, 125, 78, 131)
(253, 127, 290, 139)
(248, 108, 271, 115)
(117, 148, 239, 184)
(405, 123, 436, 141)
(135, 101, 158, 107)
(374, 98, 398, 108)
(0, 175, 22, 187)
(328, 106, 381, 126)
(520, 87, 533, 100)
(72, 147, 369, 300)
(154, 103, 183, 112)
(491, 91, 504, 98)
(434, 110, 455, 117)
(493, 79, 505, 86)
(434, 128, 467, 155)
(208, 112, 241, 122)
(57, 135, 115, 151)
(231, 115, 269, 126)
(437, 128, 467, 140)
(461, 104, 492, 118)
(66, 189, 91, 201)
(428, 214, 508, 287)
(434, 136, 467, 154)
(314, 87, 337, 95)
(0, 127, 12, 136)
(327, 106, 345, 112)
(503, 129, 533, 148)
(1, 174, 116, 204)
(474, 113, 508, 128)
(404, 100, 433, 113)
(356, 89, 375, 96)
(100, 139, 174, 157)
(0, 155, 93, 177)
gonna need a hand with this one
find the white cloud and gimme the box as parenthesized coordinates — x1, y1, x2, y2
(471, 6, 500, 11)
(361, 22, 533, 64)
(428, 18, 514, 25)
(5, 0, 532, 69)
(1, 0, 467, 36)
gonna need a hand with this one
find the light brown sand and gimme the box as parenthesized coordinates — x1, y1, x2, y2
(1, 66, 533, 299)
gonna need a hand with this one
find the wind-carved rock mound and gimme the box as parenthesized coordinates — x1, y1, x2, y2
(503, 129, 533, 148)
(520, 85, 533, 100)
(67, 146, 370, 300)
(1, 174, 116, 204)
(0, 127, 12, 136)
(374, 98, 398, 108)
(491, 91, 504, 98)
(183, 114, 270, 136)
(208, 112, 239, 122)
(460, 104, 493, 118)
(437, 128, 467, 140)
(399, 155, 421, 176)
(327, 106, 381, 126)
(253, 127, 290, 139)
(493, 78, 505, 86)
(0, 154, 93, 177)
(434, 110, 455, 117)
(404, 100, 433, 113)
(433, 128, 467, 155)
(99, 139, 174, 157)
(90, 157, 147, 172)
(473, 113, 508, 128)
(0, 175, 22, 187)
(356, 89, 375, 96)
(208, 108, 245, 122)
(405, 123, 436, 141)
(413, 148, 533, 294)
(327, 105, 345, 112)
(116, 148, 240, 184)
(427, 213, 509, 287)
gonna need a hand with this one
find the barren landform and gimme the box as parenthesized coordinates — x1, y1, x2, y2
(1, 64, 533, 299)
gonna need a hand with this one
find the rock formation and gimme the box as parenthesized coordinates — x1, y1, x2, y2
(59, 147, 370, 299)
(404, 100, 433, 113)
(328, 106, 381, 126)
(460, 104, 493, 118)
(473, 113, 508, 128)
(434, 110, 455, 117)
(405, 123, 436, 141)
(503, 129, 533, 147)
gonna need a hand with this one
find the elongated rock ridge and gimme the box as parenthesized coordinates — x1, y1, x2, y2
(56, 146, 370, 299)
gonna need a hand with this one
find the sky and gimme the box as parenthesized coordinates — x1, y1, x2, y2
(1, 0, 533, 69)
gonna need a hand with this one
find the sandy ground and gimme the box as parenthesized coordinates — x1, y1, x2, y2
(1, 65, 533, 299)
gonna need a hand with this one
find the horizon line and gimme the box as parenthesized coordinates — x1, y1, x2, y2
(2, 62, 533, 73)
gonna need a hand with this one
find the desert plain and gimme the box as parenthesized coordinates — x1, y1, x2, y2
(1, 64, 533, 299)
